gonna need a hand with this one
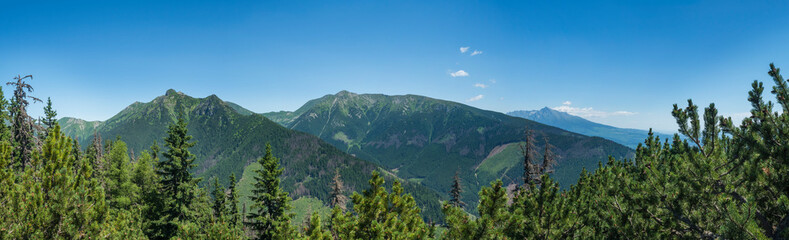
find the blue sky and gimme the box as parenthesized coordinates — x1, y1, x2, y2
(2, 1, 789, 132)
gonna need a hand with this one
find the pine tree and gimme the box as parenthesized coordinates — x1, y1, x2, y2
(106, 139, 139, 210)
(304, 213, 332, 240)
(227, 173, 241, 227)
(212, 177, 227, 221)
(42, 97, 57, 131)
(331, 171, 431, 239)
(155, 117, 201, 239)
(329, 168, 347, 211)
(449, 170, 465, 208)
(246, 143, 295, 240)
(7, 74, 41, 170)
(520, 129, 538, 188)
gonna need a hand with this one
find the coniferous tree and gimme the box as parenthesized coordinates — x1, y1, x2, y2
(154, 117, 201, 239)
(227, 173, 241, 227)
(304, 213, 332, 240)
(0, 86, 11, 148)
(449, 170, 465, 208)
(246, 143, 296, 240)
(212, 177, 227, 221)
(520, 129, 538, 188)
(329, 168, 347, 211)
(331, 171, 431, 240)
(106, 139, 139, 210)
(7, 75, 41, 170)
(42, 97, 57, 131)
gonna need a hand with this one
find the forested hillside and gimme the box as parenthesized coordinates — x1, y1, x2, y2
(262, 91, 634, 209)
(57, 89, 444, 222)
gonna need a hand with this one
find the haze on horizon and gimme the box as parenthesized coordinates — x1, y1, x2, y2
(3, 1, 789, 133)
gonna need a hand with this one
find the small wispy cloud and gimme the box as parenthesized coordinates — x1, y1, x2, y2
(552, 102, 636, 118)
(460, 47, 470, 53)
(474, 83, 488, 88)
(467, 95, 484, 102)
(470, 50, 483, 56)
(450, 70, 469, 77)
(489, 79, 496, 84)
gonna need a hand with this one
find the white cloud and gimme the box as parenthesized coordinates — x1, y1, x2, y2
(562, 101, 572, 105)
(460, 47, 470, 53)
(470, 50, 483, 56)
(450, 70, 469, 77)
(474, 83, 488, 88)
(552, 104, 636, 118)
(467, 95, 484, 102)
(489, 79, 496, 84)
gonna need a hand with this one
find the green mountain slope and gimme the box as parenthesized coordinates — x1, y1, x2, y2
(262, 91, 635, 208)
(58, 89, 444, 221)
(508, 108, 675, 149)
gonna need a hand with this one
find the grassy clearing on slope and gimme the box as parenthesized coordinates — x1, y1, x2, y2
(476, 142, 523, 178)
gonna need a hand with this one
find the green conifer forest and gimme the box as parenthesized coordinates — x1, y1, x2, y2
(2, 63, 789, 239)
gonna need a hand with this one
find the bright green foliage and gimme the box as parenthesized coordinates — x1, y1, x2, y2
(106, 139, 139, 210)
(0, 86, 11, 146)
(304, 213, 332, 240)
(246, 143, 296, 240)
(213, 177, 228, 221)
(330, 171, 432, 240)
(154, 117, 202, 239)
(0, 125, 147, 238)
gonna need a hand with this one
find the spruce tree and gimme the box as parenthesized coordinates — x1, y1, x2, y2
(329, 168, 347, 211)
(247, 143, 295, 240)
(155, 117, 200, 239)
(449, 170, 465, 208)
(42, 97, 57, 131)
(227, 173, 241, 227)
(7, 74, 41, 170)
(212, 177, 227, 221)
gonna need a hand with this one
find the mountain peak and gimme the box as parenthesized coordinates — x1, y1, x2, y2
(335, 90, 356, 97)
(165, 89, 179, 96)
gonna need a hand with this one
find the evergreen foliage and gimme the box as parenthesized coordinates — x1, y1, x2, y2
(448, 170, 464, 208)
(227, 173, 241, 227)
(246, 143, 296, 240)
(213, 177, 228, 221)
(7, 75, 41, 170)
(329, 169, 347, 211)
(154, 117, 202, 239)
(330, 171, 433, 240)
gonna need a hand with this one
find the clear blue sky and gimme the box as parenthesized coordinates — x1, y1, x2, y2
(3, 0, 789, 132)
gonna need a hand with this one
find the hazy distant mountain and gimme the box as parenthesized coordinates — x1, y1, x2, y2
(507, 108, 674, 149)
(58, 89, 444, 221)
(263, 91, 634, 208)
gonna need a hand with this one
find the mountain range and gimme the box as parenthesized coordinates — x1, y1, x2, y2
(507, 108, 675, 149)
(58, 89, 444, 221)
(262, 91, 635, 207)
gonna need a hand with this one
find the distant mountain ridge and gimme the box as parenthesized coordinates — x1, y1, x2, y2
(262, 90, 635, 208)
(507, 108, 674, 149)
(58, 89, 445, 221)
